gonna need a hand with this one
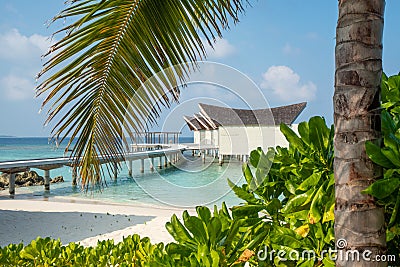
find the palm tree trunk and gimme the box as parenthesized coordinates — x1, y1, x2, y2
(334, 1, 386, 266)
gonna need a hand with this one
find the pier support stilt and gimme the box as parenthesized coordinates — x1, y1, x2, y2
(72, 167, 77, 186)
(150, 158, 154, 171)
(113, 162, 118, 180)
(140, 159, 144, 173)
(128, 160, 133, 177)
(44, 170, 50, 191)
(158, 157, 163, 169)
(219, 155, 224, 166)
(9, 173, 15, 195)
(202, 151, 206, 163)
(164, 156, 168, 167)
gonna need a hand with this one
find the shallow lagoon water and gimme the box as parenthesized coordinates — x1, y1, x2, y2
(0, 138, 244, 208)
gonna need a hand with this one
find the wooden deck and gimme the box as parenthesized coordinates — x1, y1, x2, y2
(0, 144, 185, 195)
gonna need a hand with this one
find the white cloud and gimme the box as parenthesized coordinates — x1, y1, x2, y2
(0, 29, 52, 101)
(204, 38, 235, 59)
(0, 29, 50, 60)
(260, 66, 316, 102)
(306, 32, 319, 40)
(282, 43, 300, 55)
(1, 74, 34, 100)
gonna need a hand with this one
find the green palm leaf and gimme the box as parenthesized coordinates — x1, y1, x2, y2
(36, 0, 246, 188)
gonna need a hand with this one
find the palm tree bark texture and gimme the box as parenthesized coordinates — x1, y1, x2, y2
(334, 1, 386, 266)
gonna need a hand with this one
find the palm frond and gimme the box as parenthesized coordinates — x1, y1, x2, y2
(36, 0, 246, 188)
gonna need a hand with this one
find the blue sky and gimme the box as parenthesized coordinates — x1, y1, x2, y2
(0, 1, 399, 137)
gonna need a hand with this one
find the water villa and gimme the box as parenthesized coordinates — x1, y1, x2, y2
(184, 102, 307, 164)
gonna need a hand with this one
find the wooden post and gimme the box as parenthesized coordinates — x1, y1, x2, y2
(113, 162, 118, 180)
(72, 167, 77, 186)
(158, 157, 163, 169)
(202, 150, 206, 163)
(128, 160, 133, 177)
(140, 159, 144, 173)
(150, 157, 155, 171)
(219, 155, 224, 166)
(164, 155, 168, 167)
(9, 173, 16, 195)
(44, 170, 50, 191)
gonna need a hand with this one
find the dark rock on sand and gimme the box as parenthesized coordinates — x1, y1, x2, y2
(50, 176, 64, 184)
(0, 171, 64, 190)
(15, 171, 44, 186)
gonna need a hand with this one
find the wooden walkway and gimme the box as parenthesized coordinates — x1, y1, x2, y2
(0, 144, 185, 195)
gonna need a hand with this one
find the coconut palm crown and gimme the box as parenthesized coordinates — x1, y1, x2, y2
(36, 0, 246, 189)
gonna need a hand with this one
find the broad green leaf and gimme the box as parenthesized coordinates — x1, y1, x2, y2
(382, 148, 400, 167)
(249, 148, 262, 168)
(285, 210, 309, 221)
(210, 250, 220, 267)
(323, 227, 335, 244)
(389, 192, 400, 227)
(297, 121, 310, 146)
(184, 216, 209, 244)
(322, 256, 335, 267)
(298, 258, 315, 267)
(365, 141, 396, 169)
(280, 123, 307, 155)
(322, 200, 335, 223)
(309, 116, 329, 152)
(207, 217, 222, 245)
(294, 224, 310, 238)
(362, 178, 400, 199)
(285, 180, 297, 195)
(196, 206, 211, 224)
(308, 184, 325, 224)
(265, 198, 282, 216)
(242, 163, 254, 186)
(382, 109, 397, 134)
(165, 214, 193, 244)
(231, 205, 264, 218)
(281, 188, 315, 214)
(297, 172, 322, 191)
(228, 179, 258, 204)
(224, 219, 241, 253)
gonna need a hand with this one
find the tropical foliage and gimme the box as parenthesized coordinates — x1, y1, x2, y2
(37, 0, 246, 188)
(0, 205, 260, 267)
(228, 116, 335, 266)
(363, 73, 400, 264)
(3, 108, 400, 266)
(0, 235, 168, 266)
(165, 204, 263, 266)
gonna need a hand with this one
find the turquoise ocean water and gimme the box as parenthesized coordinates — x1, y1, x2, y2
(0, 137, 244, 208)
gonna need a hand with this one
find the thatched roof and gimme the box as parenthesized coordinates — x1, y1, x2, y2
(185, 102, 306, 130)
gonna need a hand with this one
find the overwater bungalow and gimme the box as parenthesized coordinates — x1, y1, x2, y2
(184, 102, 306, 163)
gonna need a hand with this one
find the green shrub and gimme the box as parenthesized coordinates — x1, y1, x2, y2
(3, 74, 400, 266)
(229, 116, 335, 266)
(362, 73, 400, 264)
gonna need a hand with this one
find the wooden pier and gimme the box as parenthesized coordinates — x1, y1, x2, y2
(0, 143, 185, 196)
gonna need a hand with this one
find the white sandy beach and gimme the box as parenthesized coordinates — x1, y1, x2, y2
(0, 194, 193, 247)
